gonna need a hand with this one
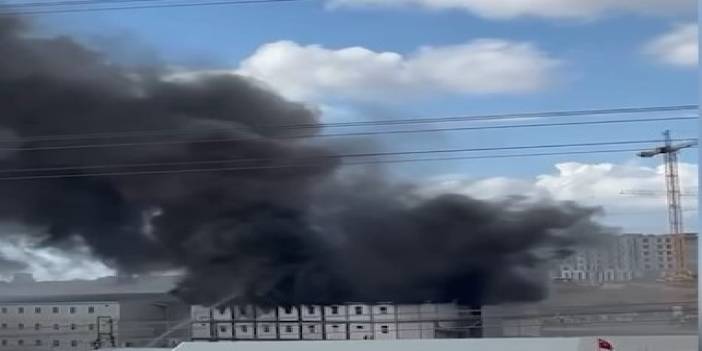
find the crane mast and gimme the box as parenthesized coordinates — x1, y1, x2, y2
(637, 130, 697, 276)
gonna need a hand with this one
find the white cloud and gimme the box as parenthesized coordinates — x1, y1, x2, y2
(421, 161, 698, 232)
(327, 0, 695, 20)
(0, 234, 113, 281)
(644, 23, 698, 68)
(170, 39, 560, 102)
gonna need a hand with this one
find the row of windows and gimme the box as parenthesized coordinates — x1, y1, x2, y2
(238, 306, 389, 316)
(1, 339, 79, 347)
(0, 306, 95, 314)
(641, 237, 672, 242)
(220, 324, 390, 334)
(0, 323, 94, 331)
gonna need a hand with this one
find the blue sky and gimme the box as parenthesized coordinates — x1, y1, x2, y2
(21, 0, 699, 232)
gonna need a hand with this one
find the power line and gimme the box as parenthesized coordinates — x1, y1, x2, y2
(3, 105, 697, 143)
(0, 0, 309, 15)
(0, 111, 696, 151)
(0, 145, 696, 181)
(1, 116, 695, 148)
(0, 0, 168, 9)
(0, 147, 657, 173)
(0, 144, 688, 174)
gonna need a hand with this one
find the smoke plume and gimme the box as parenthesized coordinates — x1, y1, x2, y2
(0, 17, 611, 307)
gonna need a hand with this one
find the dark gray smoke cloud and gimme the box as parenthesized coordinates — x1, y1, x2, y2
(0, 17, 611, 307)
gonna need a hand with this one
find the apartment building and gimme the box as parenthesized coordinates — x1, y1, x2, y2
(553, 233, 698, 283)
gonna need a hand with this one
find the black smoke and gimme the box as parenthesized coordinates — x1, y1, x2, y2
(0, 17, 611, 307)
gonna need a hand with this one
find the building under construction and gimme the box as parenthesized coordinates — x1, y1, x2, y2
(190, 303, 482, 341)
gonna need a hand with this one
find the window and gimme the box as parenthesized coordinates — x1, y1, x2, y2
(17, 307, 23, 314)
(34, 307, 41, 314)
(379, 306, 388, 314)
(240, 325, 248, 333)
(53, 340, 60, 347)
(1, 323, 6, 329)
(17, 340, 23, 346)
(308, 325, 315, 332)
(307, 306, 315, 314)
(380, 325, 389, 334)
(667, 251, 672, 255)
(238, 307, 247, 316)
(284, 306, 293, 314)
(71, 340, 78, 347)
(0, 340, 5, 346)
(88, 324, 95, 331)
(34, 323, 41, 330)
(354, 306, 363, 315)
(69, 307, 76, 314)
(88, 306, 95, 314)
(0, 307, 5, 314)
(263, 325, 270, 333)
(70, 323, 76, 330)
(53, 324, 59, 330)
(285, 325, 292, 333)
(356, 325, 363, 329)
(18, 323, 24, 330)
(35, 340, 42, 346)
(331, 306, 339, 314)
(52, 307, 59, 314)
(219, 326, 226, 332)
(332, 325, 339, 329)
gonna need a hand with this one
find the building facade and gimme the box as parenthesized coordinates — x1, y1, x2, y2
(191, 302, 482, 341)
(553, 233, 698, 283)
(0, 275, 189, 350)
(0, 301, 119, 351)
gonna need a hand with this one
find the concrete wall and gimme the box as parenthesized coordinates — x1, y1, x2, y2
(173, 336, 698, 351)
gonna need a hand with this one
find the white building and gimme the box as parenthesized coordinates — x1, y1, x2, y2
(0, 301, 118, 351)
(553, 233, 698, 283)
(190, 302, 481, 341)
(0, 275, 190, 350)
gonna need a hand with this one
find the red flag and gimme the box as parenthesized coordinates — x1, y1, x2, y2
(598, 338, 613, 350)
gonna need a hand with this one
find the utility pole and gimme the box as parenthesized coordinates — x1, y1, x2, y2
(637, 130, 697, 277)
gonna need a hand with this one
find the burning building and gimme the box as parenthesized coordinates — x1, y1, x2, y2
(0, 15, 611, 341)
(190, 302, 482, 341)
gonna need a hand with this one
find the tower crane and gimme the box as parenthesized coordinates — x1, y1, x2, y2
(636, 130, 697, 279)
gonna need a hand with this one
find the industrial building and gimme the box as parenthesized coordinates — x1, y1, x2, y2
(552, 232, 698, 283)
(190, 302, 482, 341)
